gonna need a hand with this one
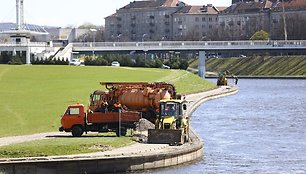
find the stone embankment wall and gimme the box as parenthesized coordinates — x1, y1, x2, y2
(0, 86, 238, 174)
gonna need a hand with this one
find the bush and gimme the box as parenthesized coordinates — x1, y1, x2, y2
(32, 57, 68, 65)
(8, 55, 23, 65)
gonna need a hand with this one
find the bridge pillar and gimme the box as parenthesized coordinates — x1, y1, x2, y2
(198, 51, 206, 78)
(26, 46, 31, 64)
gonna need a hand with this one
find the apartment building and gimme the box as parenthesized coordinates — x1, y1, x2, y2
(105, 0, 306, 41)
(105, 0, 185, 41)
(172, 4, 226, 41)
(220, 0, 306, 40)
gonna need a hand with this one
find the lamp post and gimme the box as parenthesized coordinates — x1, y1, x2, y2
(142, 33, 148, 42)
(90, 28, 97, 58)
(117, 34, 122, 42)
(142, 34, 148, 66)
(282, 0, 288, 40)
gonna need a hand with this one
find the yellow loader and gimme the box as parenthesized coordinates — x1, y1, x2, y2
(148, 99, 190, 145)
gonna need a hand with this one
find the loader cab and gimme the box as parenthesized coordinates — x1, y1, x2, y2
(159, 100, 187, 118)
(158, 100, 187, 129)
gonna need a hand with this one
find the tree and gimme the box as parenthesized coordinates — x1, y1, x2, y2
(250, 30, 269, 40)
(78, 23, 96, 29)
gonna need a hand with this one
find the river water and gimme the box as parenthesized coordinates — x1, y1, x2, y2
(146, 79, 306, 174)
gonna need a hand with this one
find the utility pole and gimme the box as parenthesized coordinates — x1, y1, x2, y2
(16, 0, 25, 30)
(282, 0, 288, 40)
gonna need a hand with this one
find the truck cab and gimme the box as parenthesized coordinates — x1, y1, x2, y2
(59, 104, 86, 136)
(59, 103, 140, 137)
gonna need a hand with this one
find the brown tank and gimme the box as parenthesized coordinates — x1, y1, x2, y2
(119, 88, 171, 110)
(100, 82, 177, 112)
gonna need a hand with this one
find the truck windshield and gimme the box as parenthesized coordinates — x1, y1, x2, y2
(66, 108, 80, 115)
(160, 102, 178, 116)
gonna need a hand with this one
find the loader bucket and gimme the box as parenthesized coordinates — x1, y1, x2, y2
(148, 129, 183, 145)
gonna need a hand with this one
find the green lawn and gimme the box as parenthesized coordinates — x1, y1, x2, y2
(0, 65, 215, 137)
(0, 133, 134, 158)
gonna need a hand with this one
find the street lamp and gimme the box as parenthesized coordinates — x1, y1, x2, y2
(142, 33, 148, 42)
(117, 34, 122, 42)
(281, 0, 288, 40)
(200, 36, 207, 41)
(90, 28, 97, 58)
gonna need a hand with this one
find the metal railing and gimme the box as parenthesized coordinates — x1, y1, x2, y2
(0, 42, 47, 47)
(72, 40, 306, 51)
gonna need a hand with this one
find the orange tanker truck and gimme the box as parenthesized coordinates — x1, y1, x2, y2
(59, 82, 180, 137)
(59, 82, 189, 144)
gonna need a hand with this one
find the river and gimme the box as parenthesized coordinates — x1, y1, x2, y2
(145, 79, 306, 174)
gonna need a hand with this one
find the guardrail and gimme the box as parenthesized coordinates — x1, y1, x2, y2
(72, 40, 306, 51)
(0, 42, 47, 47)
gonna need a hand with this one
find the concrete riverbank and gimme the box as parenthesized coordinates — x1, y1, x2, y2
(0, 85, 238, 174)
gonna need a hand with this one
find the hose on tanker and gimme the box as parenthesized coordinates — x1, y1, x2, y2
(105, 83, 115, 90)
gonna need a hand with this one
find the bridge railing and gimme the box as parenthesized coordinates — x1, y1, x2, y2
(0, 42, 47, 47)
(72, 40, 306, 49)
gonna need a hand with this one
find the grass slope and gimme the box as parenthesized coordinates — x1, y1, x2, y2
(190, 56, 306, 76)
(0, 65, 214, 137)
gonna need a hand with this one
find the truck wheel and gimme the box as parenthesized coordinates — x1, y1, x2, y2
(72, 126, 84, 137)
(116, 127, 127, 137)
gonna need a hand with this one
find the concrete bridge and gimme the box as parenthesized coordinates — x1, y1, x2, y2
(72, 40, 306, 78)
(1, 40, 306, 78)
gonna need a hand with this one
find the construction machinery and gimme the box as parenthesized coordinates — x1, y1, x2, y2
(59, 82, 189, 144)
(96, 82, 178, 123)
(148, 99, 189, 145)
(59, 82, 180, 138)
(217, 70, 238, 86)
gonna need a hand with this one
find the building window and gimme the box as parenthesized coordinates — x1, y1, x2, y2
(209, 17, 212, 22)
(202, 17, 206, 22)
(195, 17, 199, 22)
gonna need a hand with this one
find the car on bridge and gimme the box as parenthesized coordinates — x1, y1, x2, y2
(111, 61, 120, 67)
(70, 59, 84, 66)
(161, 64, 170, 69)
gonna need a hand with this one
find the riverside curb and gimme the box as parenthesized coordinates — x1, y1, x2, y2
(0, 86, 238, 174)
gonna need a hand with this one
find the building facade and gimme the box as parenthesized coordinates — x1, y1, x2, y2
(105, 0, 184, 41)
(105, 0, 306, 41)
(172, 5, 225, 41)
(105, 0, 225, 41)
(220, 0, 306, 40)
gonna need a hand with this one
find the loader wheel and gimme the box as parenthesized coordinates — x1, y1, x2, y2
(72, 126, 84, 137)
(116, 127, 127, 137)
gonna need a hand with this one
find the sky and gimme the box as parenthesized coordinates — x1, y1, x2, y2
(0, 0, 231, 27)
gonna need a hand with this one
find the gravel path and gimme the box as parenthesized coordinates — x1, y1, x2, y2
(0, 132, 67, 147)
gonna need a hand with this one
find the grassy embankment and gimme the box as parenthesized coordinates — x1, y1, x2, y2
(0, 65, 215, 158)
(190, 56, 306, 76)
